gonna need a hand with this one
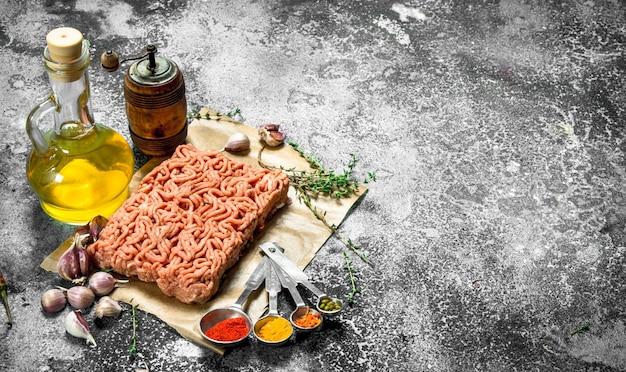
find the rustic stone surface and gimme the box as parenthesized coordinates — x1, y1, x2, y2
(0, 1, 625, 371)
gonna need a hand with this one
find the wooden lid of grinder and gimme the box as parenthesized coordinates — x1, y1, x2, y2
(46, 27, 83, 63)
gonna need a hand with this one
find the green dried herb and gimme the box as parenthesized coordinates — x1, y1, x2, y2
(188, 108, 241, 121)
(264, 142, 375, 264)
(343, 251, 359, 304)
(128, 298, 140, 354)
(571, 323, 590, 336)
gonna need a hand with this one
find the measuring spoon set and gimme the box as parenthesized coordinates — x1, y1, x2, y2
(199, 241, 343, 347)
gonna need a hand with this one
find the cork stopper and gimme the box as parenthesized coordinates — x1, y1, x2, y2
(46, 27, 83, 63)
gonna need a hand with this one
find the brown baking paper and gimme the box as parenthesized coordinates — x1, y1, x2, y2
(40, 108, 367, 355)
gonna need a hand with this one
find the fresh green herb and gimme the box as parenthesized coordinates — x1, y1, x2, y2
(343, 251, 359, 303)
(571, 323, 590, 336)
(260, 141, 375, 264)
(225, 108, 241, 118)
(128, 298, 140, 354)
(0, 271, 12, 326)
(188, 108, 241, 121)
(287, 142, 362, 198)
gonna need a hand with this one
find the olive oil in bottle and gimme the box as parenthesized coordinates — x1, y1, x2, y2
(25, 27, 134, 225)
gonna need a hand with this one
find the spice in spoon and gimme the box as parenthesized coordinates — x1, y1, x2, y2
(293, 307, 321, 329)
(205, 317, 249, 342)
(0, 271, 12, 326)
(256, 316, 292, 342)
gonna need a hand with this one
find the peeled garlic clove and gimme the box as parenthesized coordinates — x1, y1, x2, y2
(223, 132, 251, 153)
(57, 237, 92, 283)
(89, 271, 127, 296)
(66, 286, 95, 309)
(95, 296, 122, 319)
(41, 288, 67, 313)
(65, 310, 96, 347)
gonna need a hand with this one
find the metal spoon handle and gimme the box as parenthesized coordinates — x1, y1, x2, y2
(232, 257, 267, 309)
(265, 257, 281, 315)
(272, 261, 306, 308)
(260, 241, 326, 298)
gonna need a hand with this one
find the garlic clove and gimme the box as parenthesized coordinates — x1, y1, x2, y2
(223, 132, 251, 153)
(260, 123, 280, 132)
(73, 215, 108, 247)
(65, 309, 96, 347)
(258, 124, 285, 147)
(57, 235, 92, 283)
(66, 286, 95, 309)
(88, 215, 108, 241)
(268, 129, 285, 143)
(41, 288, 67, 313)
(95, 296, 122, 319)
(89, 271, 127, 296)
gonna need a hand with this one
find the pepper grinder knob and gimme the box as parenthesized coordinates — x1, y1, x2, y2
(100, 50, 120, 72)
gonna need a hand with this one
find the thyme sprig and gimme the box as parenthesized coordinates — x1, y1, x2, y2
(259, 142, 375, 265)
(571, 322, 590, 336)
(188, 108, 241, 121)
(288, 143, 364, 198)
(343, 251, 359, 304)
(128, 298, 140, 354)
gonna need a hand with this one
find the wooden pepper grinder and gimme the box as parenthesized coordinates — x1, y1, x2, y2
(101, 44, 187, 156)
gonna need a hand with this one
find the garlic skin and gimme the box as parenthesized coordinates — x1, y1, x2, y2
(57, 235, 92, 283)
(88, 215, 108, 240)
(65, 310, 96, 347)
(223, 132, 251, 153)
(258, 124, 285, 147)
(74, 215, 108, 243)
(66, 286, 95, 309)
(89, 271, 127, 296)
(41, 288, 67, 313)
(95, 296, 122, 319)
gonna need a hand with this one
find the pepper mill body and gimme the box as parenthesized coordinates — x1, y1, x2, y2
(123, 46, 188, 156)
(25, 27, 135, 225)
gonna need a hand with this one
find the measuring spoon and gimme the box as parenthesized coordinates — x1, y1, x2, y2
(253, 257, 293, 346)
(272, 261, 323, 331)
(199, 257, 267, 347)
(260, 241, 343, 316)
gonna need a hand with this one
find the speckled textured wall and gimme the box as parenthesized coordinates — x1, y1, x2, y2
(0, 1, 625, 371)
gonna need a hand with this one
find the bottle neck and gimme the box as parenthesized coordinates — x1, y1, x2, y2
(44, 40, 95, 138)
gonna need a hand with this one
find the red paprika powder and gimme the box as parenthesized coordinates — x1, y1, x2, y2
(205, 317, 250, 341)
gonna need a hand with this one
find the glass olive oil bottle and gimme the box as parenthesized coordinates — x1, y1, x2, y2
(26, 27, 134, 225)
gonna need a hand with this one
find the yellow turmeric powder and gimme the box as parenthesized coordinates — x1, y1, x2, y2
(256, 316, 292, 342)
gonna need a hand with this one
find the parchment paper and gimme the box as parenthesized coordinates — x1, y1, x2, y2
(41, 108, 366, 355)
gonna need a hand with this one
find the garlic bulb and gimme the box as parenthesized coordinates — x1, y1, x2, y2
(258, 124, 285, 147)
(223, 132, 251, 153)
(88, 271, 128, 296)
(65, 310, 96, 347)
(57, 235, 92, 283)
(66, 286, 95, 309)
(41, 288, 67, 313)
(95, 296, 122, 319)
